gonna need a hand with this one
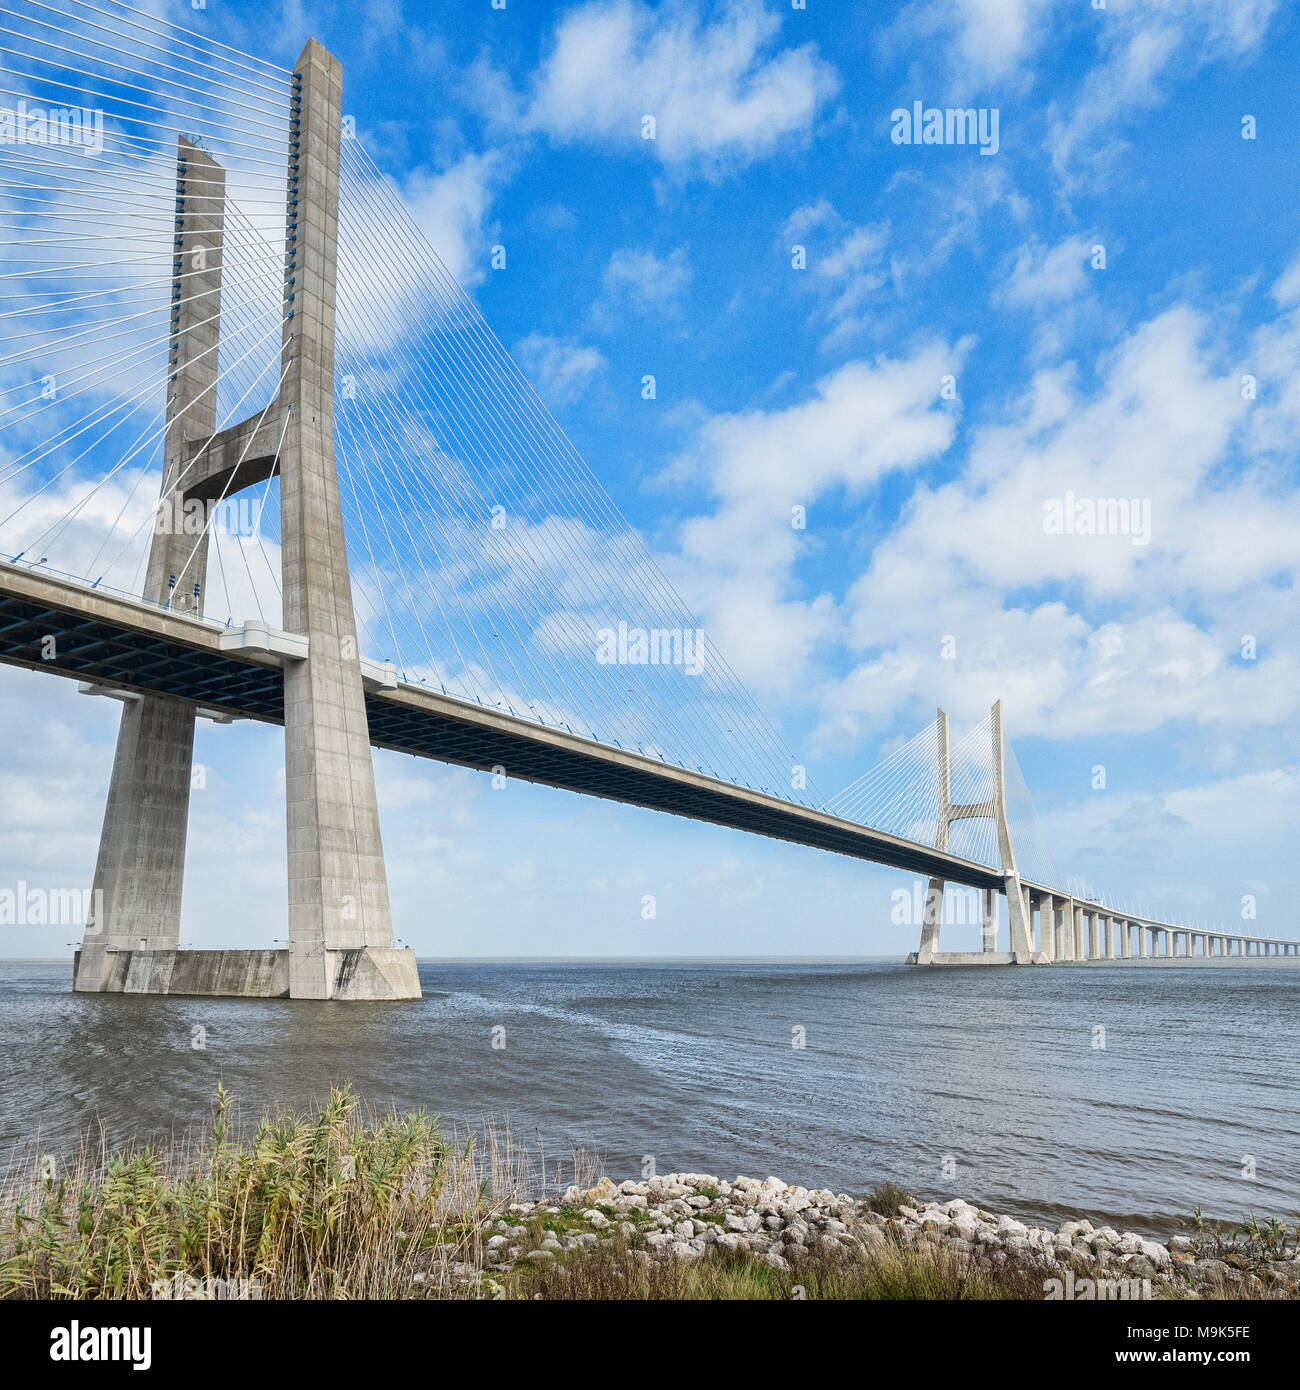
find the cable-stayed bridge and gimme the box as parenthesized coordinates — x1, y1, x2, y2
(0, 3, 1291, 998)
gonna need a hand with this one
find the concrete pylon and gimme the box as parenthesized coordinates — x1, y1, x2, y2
(75, 139, 224, 992)
(909, 700, 1037, 964)
(915, 709, 951, 963)
(991, 701, 1034, 960)
(980, 887, 998, 953)
(277, 41, 410, 999)
(75, 43, 418, 1001)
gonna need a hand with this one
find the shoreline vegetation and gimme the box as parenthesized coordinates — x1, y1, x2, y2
(2, 1088, 1296, 1301)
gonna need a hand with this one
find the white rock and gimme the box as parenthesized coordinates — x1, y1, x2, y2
(1139, 1239, 1172, 1268)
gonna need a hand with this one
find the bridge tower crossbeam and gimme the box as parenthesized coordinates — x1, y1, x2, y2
(909, 700, 1040, 966)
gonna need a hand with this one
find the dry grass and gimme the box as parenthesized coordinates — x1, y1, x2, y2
(499, 1233, 1052, 1301)
(0, 1084, 525, 1300)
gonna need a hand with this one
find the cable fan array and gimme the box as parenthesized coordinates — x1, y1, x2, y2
(0, 0, 815, 806)
(328, 137, 813, 801)
(824, 709, 1061, 885)
(0, 0, 293, 620)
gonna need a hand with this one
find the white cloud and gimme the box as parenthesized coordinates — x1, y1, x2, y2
(592, 246, 693, 326)
(1046, 0, 1280, 188)
(891, 1, 1280, 190)
(889, 0, 1056, 88)
(816, 301, 1300, 742)
(995, 233, 1093, 308)
(665, 343, 965, 695)
(783, 201, 890, 349)
(513, 333, 607, 405)
(400, 151, 503, 289)
(523, 0, 840, 176)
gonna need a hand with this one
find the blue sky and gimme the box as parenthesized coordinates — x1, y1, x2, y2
(2, 0, 1298, 957)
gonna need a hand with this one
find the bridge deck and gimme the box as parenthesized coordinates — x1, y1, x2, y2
(0, 564, 1006, 889)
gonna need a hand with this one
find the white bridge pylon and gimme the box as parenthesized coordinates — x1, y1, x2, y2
(915, 701, 1037, 963)
(828, 703, 1298, 966)
(827, 701, 1038, 963)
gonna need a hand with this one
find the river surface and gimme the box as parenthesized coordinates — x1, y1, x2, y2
(2, 959, 1297, 1235)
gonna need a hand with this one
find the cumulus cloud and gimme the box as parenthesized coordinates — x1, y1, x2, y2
(1045, 0, 1280, 188)
(887, 0, 1057, 88)
(591, 246, 693, 327)
(890, 1, 1280, 190)
(521, 0, 840, 177)
(783, 201, 890, 349)
(814, 301, 1300, 743)
(665, 342, 966, 695)
(400, 150, 504, 288)
(994, 233, 1094, 308)
(513, 333, 607, 405)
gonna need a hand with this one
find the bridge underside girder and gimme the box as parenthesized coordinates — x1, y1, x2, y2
(0, 578, 1005, 889)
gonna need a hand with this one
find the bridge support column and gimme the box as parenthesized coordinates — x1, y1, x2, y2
(1037, 893, 1054, 962)
(916, 878, 944, 963)
(1072, 903, 1084, 960)
(1102, 915, 1115, 959)
(1088, 911, 1099, 960)
(981, 888, 998, 954)
(1139, 926, 1149, 958)
(75, 139, 225, 993)
(277, 41, 416, 1000)
(75, 43, 418, 1002)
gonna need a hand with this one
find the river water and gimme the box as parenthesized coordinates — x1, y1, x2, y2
(2, 959, 1297, 1235)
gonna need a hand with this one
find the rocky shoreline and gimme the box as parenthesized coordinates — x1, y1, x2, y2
(440, 1173, 1299, 1299)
